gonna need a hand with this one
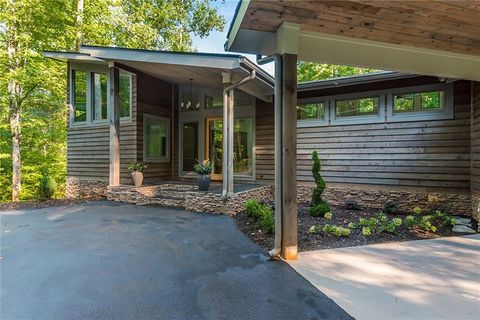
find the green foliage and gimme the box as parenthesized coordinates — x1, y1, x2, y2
(308, 225, 321, 234)
(347, 222, 357, 229)
(362, 226, 372, 237)
(324, 212, 333, 220)
(0, 0, 224, 202)
(404, 208, 455, 233)
(39, 170, 57, 199)
(193, 160, 213, 175)
(128, 161, 147, 172)
(351, 212, 403, 235)
(310, 151, 330, 217)
(322, 224, 350, 237)
(383, 202, 399, 215)
(244, 199, 274, 233)
(297, 62, 376, 82)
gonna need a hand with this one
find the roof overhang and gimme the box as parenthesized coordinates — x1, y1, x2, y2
(45, 45, 274, 102)
(226, 1, 480, 81)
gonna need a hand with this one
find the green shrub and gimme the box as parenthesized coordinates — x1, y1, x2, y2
(404, 208, 454, 233)
(362, 226, 372, 237)
(309, 200, 331, 217)
(310, 151, 330, 217)
(243, 199, 274, 233)
(324, 212, 333, 220)
(345, 199, 361, 210)
(405, 215, 416, 227)
(413, 206, 422, 215)
(347, 222, 357, 229)
(39, 171, 57, 199)
(308, 225, 321, 234)
(359, 217, 378, 230)
(322, 224, 350, 237)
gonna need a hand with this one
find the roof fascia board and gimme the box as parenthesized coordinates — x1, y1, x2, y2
(44, 51, 106, 63)
(298, 31, 480, 81)
(79, 46, 240, 70)
(225, 0, 250, 52)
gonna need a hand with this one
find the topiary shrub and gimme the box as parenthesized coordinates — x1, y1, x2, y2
(309, 151, 330, 217)
(39, 170, 57, 199)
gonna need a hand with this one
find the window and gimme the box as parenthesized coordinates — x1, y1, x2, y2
(205, 95, 223, 109)
(182, 122, 198, 172)
(119, 75, 132, 118)
(297, 102, 325, 120)
(393, 91, 444, 113)
(92, 73, 108, 121)
(144, 115, 169, 161)
(73, 70, 87, 122)
(336, 97, 379, 117)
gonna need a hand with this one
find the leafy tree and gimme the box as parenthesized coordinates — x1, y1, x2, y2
(0, 0, 225, 202)
(297, 61, 377, 82)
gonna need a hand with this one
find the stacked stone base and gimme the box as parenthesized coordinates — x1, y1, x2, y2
(472, 193, 480, 230)
(298, 184, 472, 216)
(66, 177, 108, 199)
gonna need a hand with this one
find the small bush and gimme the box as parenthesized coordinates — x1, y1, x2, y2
(309, 225, 321, 234)
(405, 215, 416, 227)
(39, 171, 57, 199)
(347, 222, 357, 229)
(345, 199, 361, 211)
(362, 226, 372, 237)
(244, 199, 274, 233)
(322, 224, 350, 237)
(309, 200, 331, 217)
(404, 208, 455, 233)
(383, 201, 399, 214)
(324, 212, 333, 220)
(413, 206, 422, 215)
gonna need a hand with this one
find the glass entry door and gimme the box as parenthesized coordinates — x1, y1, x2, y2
(182, 122, 198, 173)
(206, 117, 253, 180)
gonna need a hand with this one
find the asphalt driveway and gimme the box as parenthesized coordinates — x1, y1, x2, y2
(0, 201, 351, 320)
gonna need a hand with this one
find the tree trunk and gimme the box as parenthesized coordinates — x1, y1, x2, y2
(7, 18, 21, 201)
(75, 0, 84, 51)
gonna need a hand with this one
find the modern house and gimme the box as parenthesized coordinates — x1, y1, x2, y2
(46, 45, 476, 216)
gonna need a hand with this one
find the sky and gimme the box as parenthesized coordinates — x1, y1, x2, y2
(191, 0, 275, 75)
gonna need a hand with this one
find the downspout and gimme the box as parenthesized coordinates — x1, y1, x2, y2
(221, 69, 256, 200)
(171, 83, 175, 180)
(257, 54, 282, 259)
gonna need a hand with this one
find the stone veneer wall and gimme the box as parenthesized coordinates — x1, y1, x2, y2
(66, 177, 108, 199)
(185, 185, 274, 216)
(297, 184, 472, 215)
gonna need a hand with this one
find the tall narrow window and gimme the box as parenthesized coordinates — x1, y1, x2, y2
(73, 70, 87, 122)
(119, 75, 131, 118)
(144, 115, 169, 161)
(182, 122, 198, 172)
(92, 73, 108, 121)
(336, 96, 379, 118)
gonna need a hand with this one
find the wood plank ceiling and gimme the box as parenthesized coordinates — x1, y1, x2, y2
(241, 0, 480, 56)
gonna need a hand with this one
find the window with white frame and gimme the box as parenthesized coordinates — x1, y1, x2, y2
(92, 73, 108, 121)
(72, 70, 87, 122)
(393, 91, 444, 113)
(335, 96, 379, 118)
(144, 115, 169, 162)
(297, 102, 325, 120)
(70, 69, 132, 125)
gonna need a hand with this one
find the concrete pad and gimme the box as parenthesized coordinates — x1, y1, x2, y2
(289, 235, 480, 320)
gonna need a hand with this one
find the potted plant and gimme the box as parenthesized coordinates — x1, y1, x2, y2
(194, 160, 213, 191)
(128, 161, 147, 187)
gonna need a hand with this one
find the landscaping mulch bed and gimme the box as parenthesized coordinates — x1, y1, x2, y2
(0, 198, 89, 211)
(234, 201, 459, 252)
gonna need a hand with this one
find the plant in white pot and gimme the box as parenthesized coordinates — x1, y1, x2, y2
(128, 161, 147, 187)
(194, 160, 213, 191)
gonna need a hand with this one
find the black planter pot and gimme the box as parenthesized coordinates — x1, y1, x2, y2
(197, 174, 211, 191)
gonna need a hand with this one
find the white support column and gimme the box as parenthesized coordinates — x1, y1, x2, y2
(109, 63, 120, 186)
(222, 72, 234, 196)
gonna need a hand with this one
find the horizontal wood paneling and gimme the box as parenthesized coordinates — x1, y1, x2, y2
(255, 81, 472, 193)
(472, 82, 480, 194)
(67, 74, 137, 183)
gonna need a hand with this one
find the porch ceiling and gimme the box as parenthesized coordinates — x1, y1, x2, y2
(226, 0, 480, 81)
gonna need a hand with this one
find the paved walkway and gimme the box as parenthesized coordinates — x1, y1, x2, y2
(289, 235, 480, 320)
(0, 201, 351, 320)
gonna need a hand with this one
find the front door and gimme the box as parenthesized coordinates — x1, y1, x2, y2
(205, 117, 254, 180)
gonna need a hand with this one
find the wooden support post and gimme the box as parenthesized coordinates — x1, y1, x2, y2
(109, 64, 120, 186)
(222, 72, 234, 196)
(280, 53, 298, 259)
(227, 89, 234, 194)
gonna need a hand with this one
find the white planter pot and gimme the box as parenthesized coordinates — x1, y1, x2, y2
(131, 171, 144, 187)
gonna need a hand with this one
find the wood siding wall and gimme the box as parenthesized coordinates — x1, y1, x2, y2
(256, 80, 472, 194)
(472, 82, 480, 195)
(135, 72, 174, 180)
(67, 74, 138, 183)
